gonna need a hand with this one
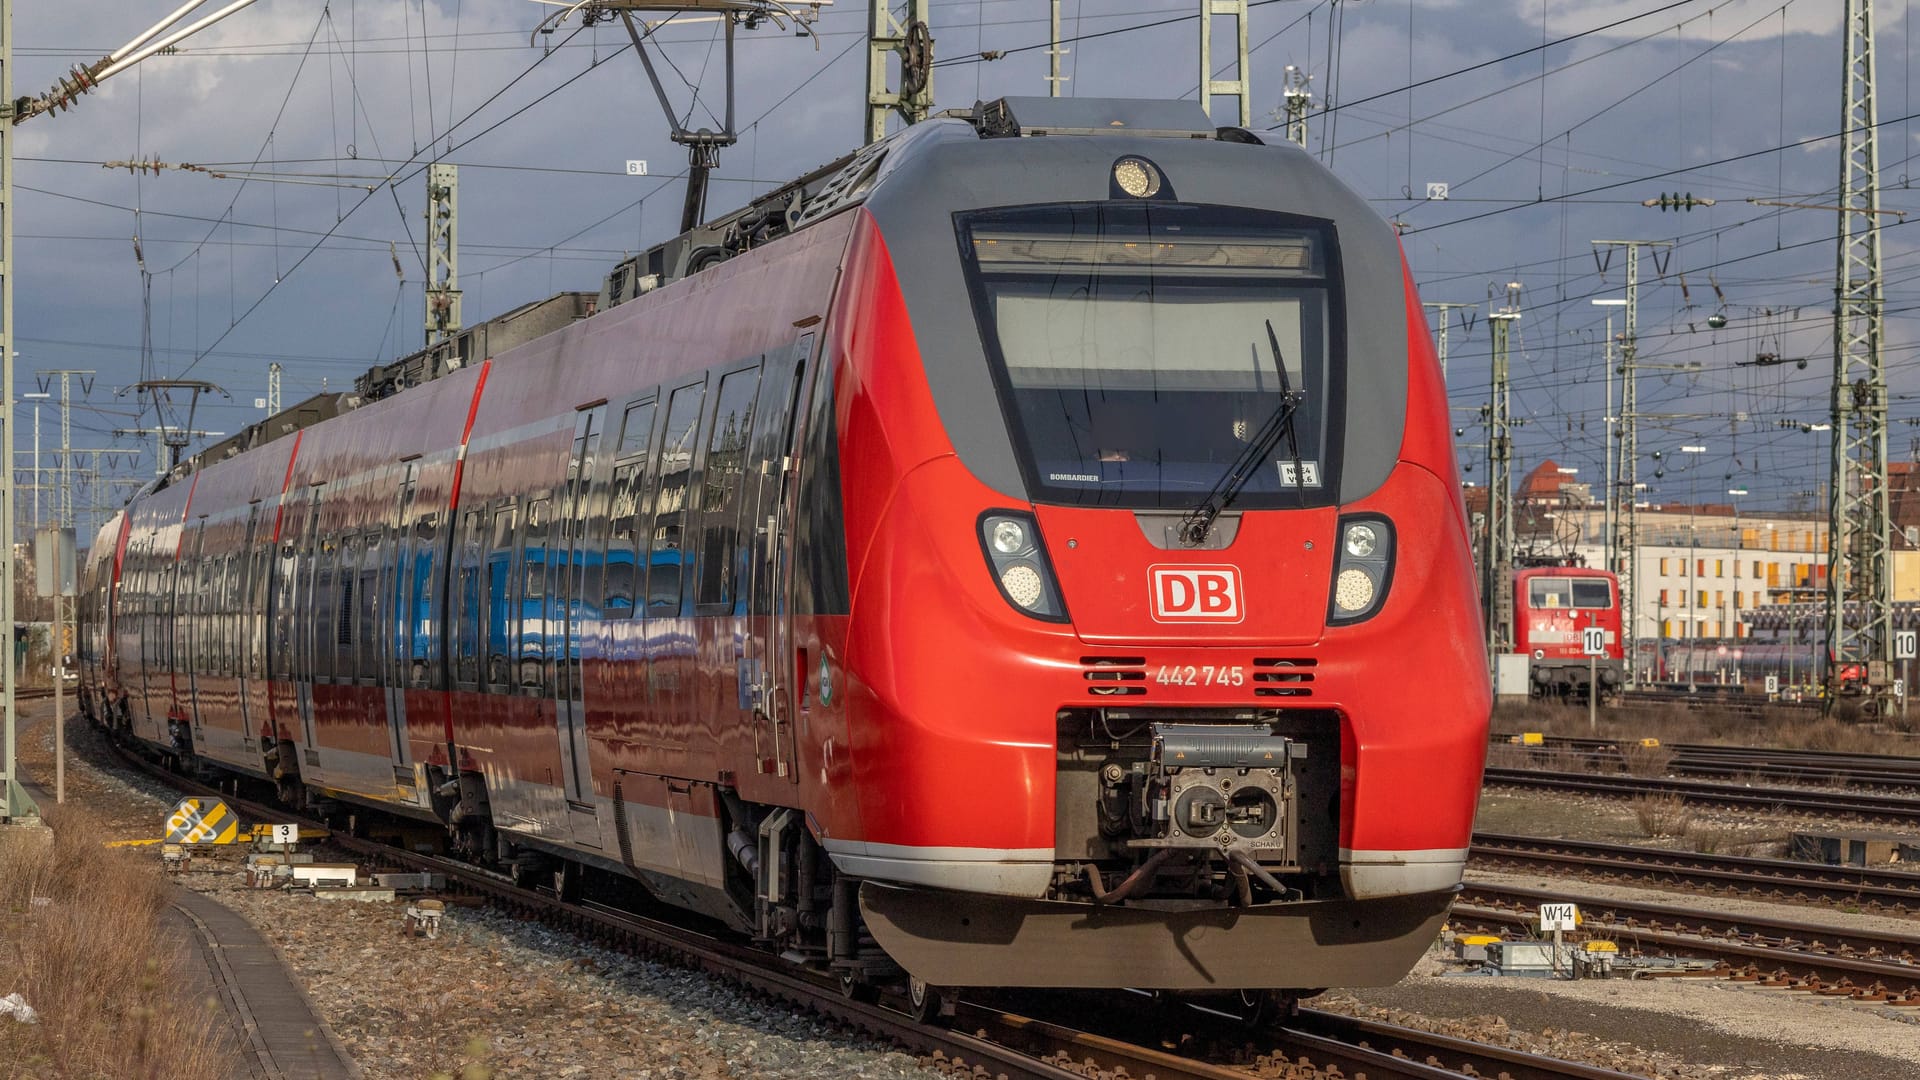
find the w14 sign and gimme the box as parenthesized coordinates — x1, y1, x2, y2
(1538, 903, 1579, 932)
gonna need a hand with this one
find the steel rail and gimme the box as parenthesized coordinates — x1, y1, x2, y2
(1288, 1008, 1653, 1080)
(1621, 688, 1819, 713)
(1471, 832, 1920, 910)
(1453, 904, 1920, 1000)
(1494, 733, 1920, 790)
(1451, 883, 1920, 968)
(102, 736, 1639, 1080)
(1481, 766, 1920, 823)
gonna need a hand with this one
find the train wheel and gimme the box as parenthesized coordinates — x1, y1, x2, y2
(907, 978, 949, 1026)
(1238, 990, 1294, 1029)
(552, 861, 581, 903)
(508, 854, 540, 890)
(838, 970, 879, 1005)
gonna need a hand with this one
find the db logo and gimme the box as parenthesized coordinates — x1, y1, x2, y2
(1149, 565, 1243, 622)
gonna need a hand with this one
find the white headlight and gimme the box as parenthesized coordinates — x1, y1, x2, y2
(991, 519, 1027, 555)
(1334, 568, 1375, 613)
(1000, 564, 1045, 609)
(1344, 523, 1378, 559)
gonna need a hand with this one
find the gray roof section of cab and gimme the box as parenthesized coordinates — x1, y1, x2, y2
(862, 119, 1411, 506)
(981, 97, 1218, 134)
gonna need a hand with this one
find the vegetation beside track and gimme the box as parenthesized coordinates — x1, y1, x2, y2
(1494, 698, 1916, 753)
(0, 807, 236, 1080)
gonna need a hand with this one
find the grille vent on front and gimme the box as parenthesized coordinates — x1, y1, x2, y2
(1082, 656, 1147, 696)
(1252, 658, 1316, 697)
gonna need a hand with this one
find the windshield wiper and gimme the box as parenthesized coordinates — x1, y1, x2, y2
(1178, 320, 1305, 547)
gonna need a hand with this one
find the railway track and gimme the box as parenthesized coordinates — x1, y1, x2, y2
(1455, 882, 1920, 1000)
(100, 739, 1635, 1080)
(1471, 832, 1920, 912)
(1482, 765, 1920, 824)
(1616, 688, 1816, 717)
(1495, 734, 1920, 793)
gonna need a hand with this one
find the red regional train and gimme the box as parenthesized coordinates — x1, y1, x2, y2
(78, 98, 1490, 1011)
(1511, 566, 1625, 698)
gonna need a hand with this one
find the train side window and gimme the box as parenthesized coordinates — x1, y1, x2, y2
(191, 552, 207, 673)
(794, 357, 851, 616)
(618, 399, 656, 456)
(453, 510, 482, 687)
(159, 562, 176, 670)
(484, 505, 518, 689)
(358, 530, 383, 684)
(197, 552, 214, 672)
(222, 553, 238, 676)
(315, 537, 337, 680)
(411, 515, 439, 688)
(697, 365, 759, 611)
(204, 551, 219, 675)
(519, 498, 551, 689)
(298, 492, 322, 682)
(213, 552, 227, 676)
(650, 382, 705, 614)
(213, 552, 227, 673)
(605, 399, 657, 618)
(338, 533, 362, 681)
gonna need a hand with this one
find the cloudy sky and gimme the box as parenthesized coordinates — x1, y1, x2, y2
(8, 0, 1914, 535)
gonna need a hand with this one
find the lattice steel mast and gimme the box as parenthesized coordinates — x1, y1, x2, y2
(1197, 0, 1250, 126)
(425, 164, 460, 345)
(1592, 239, 1670, 687)
(1483, 289, 1521, 669)
(1827, 0, 1893, 713)
(867, 1, 932, 144)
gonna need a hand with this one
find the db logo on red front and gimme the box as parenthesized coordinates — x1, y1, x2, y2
(1149, 565, 1243, 622)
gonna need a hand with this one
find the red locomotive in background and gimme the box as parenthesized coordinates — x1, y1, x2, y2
(78, 98, 1490, 1014)
(1511, 566, 1625, 699)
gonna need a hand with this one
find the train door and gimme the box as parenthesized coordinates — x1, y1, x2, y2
(237, 504, 263, 750)
(296, 486, 323, 764)
(556, 406, 607, 846)
(744, 335, 810, 782)
(128, 535, 153, 725)
(181, 520, 208, 744)
(381, 463, 420, 786)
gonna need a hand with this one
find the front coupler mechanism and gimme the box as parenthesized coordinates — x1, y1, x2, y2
(1098, 723, 1304, 901)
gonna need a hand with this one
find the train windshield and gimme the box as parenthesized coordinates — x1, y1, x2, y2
(958, 203, 1339, 508)
(1529, 577, 1613, 609)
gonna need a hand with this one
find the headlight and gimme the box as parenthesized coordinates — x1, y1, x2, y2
(1333, 568, 1375, 612)
(1000, 564, 1045, 609)
(979, 511, 1068, 622)
(1327, 515, 1394, 624)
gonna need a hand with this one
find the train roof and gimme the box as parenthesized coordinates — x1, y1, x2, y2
(157, 98, 1278, 494)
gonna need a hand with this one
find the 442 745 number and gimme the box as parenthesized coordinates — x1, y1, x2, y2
(1153, 665, 1246, 687)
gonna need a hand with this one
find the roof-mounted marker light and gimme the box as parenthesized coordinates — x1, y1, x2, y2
(1113, 158, 1161, 198)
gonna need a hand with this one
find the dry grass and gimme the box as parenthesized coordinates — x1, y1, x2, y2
(1689, 824, 1744, 855)
(0, 808, 236, 1080)
(1619, 742, 1676, 777)
(1497, 697, 1908, 756)
(1629, 792, 1695, 838)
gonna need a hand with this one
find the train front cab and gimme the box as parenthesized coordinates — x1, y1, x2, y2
(1513, 568, 1625, 698)
(812, 105, 1492, 992)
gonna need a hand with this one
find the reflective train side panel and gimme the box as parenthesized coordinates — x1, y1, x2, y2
(79, 98, 1490, 996)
